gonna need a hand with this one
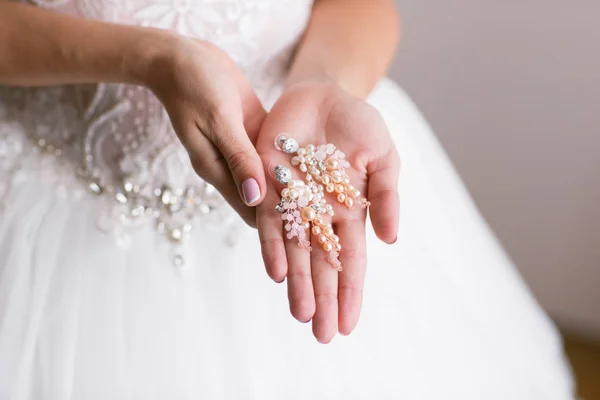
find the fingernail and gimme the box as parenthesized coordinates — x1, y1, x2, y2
(241, 178, 260, 205)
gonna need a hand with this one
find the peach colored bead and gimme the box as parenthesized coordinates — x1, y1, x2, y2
(303, 222, 310, 230)
(301, 207, 317, 222)
(352, 189, 361, 198)
(343, 177, 351, 185)
(323, 226, 333, 236)
(331, 235, 340, 243)
(326, 159, 339, 170)
(312, 226, 322, 235)
(326, 183, 335, 193)
(335, 243, 342, 251)
(334, 184, 345, 193)
(323, 242, 333, 252)
(322, 175, 331, 184)
(345, 197, 354, 208)
(337, 193, 347, 203)
(318, 234, 328, 244)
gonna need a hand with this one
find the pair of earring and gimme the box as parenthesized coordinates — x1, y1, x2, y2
(273, 134, 370, 271)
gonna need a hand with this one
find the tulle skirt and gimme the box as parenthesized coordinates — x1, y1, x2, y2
(0, 79, 575, 399)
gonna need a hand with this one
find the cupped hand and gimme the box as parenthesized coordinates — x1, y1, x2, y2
(256, 82, 400, 343)
(144, 32, 267, 226)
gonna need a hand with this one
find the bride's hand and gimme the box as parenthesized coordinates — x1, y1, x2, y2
(256, 82, 400, 343)
(144, 33, 267, 226)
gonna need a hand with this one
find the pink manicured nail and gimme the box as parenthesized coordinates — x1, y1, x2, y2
(241, 178, 260, 205)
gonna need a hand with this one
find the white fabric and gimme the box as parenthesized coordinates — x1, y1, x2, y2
(0, 1, 575, 399)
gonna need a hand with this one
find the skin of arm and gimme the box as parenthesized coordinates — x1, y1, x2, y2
(0, 2, 168, 86)
(286, 0, 401, 99)
(0, 2, 270, 223)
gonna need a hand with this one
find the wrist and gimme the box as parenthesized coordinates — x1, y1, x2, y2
(120, 28, 179, 87)
(285, 65, 368, 99)
(285, 65, 340, 91)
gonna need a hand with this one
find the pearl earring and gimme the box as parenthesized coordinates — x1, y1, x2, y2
(273, 134, 370, 271)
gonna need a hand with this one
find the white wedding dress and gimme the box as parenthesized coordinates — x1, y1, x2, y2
(0, 1, 575, 399)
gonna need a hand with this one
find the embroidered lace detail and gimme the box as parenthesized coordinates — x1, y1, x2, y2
(1, 0, 313, 261)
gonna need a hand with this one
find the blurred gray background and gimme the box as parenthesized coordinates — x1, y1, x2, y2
(390, 0, 600, 338)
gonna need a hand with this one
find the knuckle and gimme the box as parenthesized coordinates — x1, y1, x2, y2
(339, 283, 363, 297)
(311, 250, 331, 265)
(287, 270, 312, 281)
(225, 149, 252, 175)
(341, 248, 367, 261)
(260, 237, 285, 252)
(390, 148, 402, 170)
(206, 101, 235, 131)
(256, 204, 275, 219)
(314, 292, 337, 305)
(369, 188, 396, 203)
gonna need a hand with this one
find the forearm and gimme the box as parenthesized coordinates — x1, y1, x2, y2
(0, 2, 166, 87)
(286, 0, 400, 99)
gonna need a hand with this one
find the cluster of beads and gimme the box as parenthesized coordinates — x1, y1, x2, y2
(276, 136, 370, 209)
(273, 134, 370, 270)
(311, 217, 342, 270)
(274, 169, 341, 270)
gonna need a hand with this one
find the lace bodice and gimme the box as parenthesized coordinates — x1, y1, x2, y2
(0, 0, 314, 263)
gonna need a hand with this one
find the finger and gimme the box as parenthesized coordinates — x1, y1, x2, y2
(206, 105, 267, 207)
(168, 109, 258, 225)
(311, 227, 339, 344)
(336, 218, 367, 335)
(256, 185, 288, 283)
(190, 151, 256, 227)
(238, 81, 267, 146)
(285, 225, 315, 323)
(367, 149, 400, 244)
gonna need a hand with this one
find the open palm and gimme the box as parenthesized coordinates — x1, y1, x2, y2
(256, 82, 400, 343)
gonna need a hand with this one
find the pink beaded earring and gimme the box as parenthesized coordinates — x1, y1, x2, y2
(273, 134, 370, 270)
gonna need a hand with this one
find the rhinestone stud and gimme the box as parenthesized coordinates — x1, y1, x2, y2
(274, 165, 292, 184)
(282, 138, 299, 154)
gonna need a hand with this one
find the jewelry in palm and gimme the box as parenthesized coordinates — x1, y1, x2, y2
(273, 134, 370, 270)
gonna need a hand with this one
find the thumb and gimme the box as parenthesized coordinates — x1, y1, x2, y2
(210, 112, 267, 207)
